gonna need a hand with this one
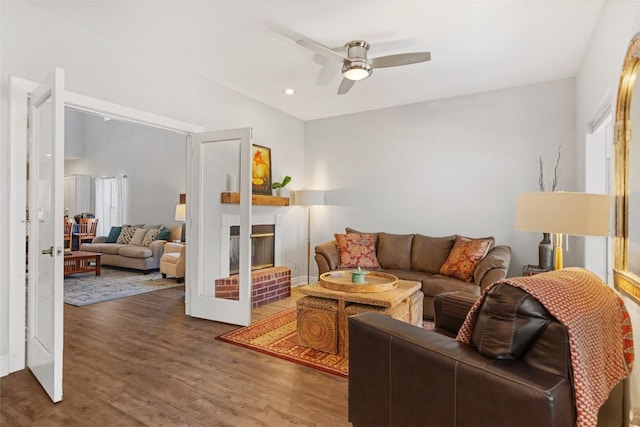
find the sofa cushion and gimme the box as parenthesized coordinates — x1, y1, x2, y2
(375, 268, 430, 283)
(421, 274, 481, 298)
(470, 283, 551, 359)
(411, 234, 456, 274)
(157, 226, 171, 241)
(376, 232, 414, 270)
(81, 243, 123, 255)
(439, 236, 493, 282)
(105, 226, 122, 243)
(334, 233, 380, 269)
(129, 228, 149, 246)
(118, 245, 153, 259)
(142, 228, 161, 247)
(345, 227, 379, 249)
(117, 226, 137, 244)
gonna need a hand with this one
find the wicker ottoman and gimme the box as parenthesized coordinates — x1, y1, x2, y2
(296, 296, 339, 354)
(342, 290, 423, 355)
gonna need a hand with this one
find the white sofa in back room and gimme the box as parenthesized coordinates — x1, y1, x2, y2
(80, 224, 182, 272)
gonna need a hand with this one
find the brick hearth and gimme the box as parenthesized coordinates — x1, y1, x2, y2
(214, 266, 291, 308)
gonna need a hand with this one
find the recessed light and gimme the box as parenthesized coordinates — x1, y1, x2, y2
(283, 88, 296, 96)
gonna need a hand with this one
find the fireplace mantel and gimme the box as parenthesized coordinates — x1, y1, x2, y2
(220, 192, 289, 206)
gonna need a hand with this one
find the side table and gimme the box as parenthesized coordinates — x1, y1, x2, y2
(522, 264, 552, 276)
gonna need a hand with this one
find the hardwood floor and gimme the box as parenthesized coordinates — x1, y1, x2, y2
(1, 287, 349, 426)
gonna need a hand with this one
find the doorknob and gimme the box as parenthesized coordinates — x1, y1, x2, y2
(41, 246, 54, 257)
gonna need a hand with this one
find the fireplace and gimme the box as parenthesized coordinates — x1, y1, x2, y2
(220, 214, 282, 278)
(229, 224, 275, 275)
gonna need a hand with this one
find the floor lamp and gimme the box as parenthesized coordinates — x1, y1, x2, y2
(516, 192, 611, 270)
(294, 190, 325, 284)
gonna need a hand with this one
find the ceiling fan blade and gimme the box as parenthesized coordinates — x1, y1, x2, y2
(297, 38, 349, 63)
(371, 52, 431, 69)
(312, 54, 339, 85)
(337, 78, 356, 95)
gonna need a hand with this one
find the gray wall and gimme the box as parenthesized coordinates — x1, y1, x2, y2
(64, 110, 187, 228)
(305, 78, 577, 278)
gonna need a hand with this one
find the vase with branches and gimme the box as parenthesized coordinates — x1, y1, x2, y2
(536, 146, 561, 270)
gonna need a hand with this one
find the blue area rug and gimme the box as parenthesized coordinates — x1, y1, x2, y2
(64, 267, 183, 306)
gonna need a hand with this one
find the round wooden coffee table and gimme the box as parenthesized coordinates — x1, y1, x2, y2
(319, 271, 398, 293)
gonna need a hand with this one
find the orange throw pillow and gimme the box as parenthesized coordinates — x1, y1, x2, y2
(439, 237, 493, 282)
(335, 233, 380, 269)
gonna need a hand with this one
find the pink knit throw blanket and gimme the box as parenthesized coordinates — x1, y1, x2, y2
(457, 268, 634, 427)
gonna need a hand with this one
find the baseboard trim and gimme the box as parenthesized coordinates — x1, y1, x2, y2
(0, 355, 9, 377)
(291, 275, 318, 287)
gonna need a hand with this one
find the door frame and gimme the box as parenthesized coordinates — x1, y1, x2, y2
(7, 76, 203, 375)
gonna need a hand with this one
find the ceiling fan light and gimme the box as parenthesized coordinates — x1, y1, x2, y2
(342, 61, 372, 81)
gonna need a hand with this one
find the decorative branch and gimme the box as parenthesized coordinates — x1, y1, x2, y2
(551, 146, 561, 191)
(538, 156, 545, 192)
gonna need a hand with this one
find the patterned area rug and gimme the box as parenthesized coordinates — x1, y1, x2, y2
(64, 267, 183, 306)
(216, 307, 435, 377)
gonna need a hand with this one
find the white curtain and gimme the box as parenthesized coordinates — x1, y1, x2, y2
(115, 175, 128, 226)
(94, 178, 107, 236)
(94, 175, 128, 236)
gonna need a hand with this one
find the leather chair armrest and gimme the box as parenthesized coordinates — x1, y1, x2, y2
(314, 240, 339, 273)
(434, 291, 478, 335)
(92, 236, 107, 243)
(349, 312, 573, 427)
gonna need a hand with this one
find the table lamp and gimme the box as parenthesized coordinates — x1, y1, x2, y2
(175, 203, 186, 242)
(293, 190, 325, 285)
(516, 192, 611, 270)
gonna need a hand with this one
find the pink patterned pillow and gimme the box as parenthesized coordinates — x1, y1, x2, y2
(335, 233, 380, 269)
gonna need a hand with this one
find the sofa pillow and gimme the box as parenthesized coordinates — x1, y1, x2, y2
(116, 226, 137, 244)
(439, 236, 494, 282)
(156, 226, 171, 241)
(129, 228, 149, 246)
(376, 232, 414, 270)
(334, 233, 380, 269)
(105, 226, 122, 243)
(345, 227, 379, 249)
(141, 228, 161, 247)
(411, 234, 456, 273)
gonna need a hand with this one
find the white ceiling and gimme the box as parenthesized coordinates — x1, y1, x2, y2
(30, 0, 604, 121)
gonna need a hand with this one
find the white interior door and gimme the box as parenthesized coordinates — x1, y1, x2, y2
(27, 68, 65, 402)
(186, 128, 252, 326)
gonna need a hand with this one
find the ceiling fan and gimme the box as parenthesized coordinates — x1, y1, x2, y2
(295, 36, 431, 95)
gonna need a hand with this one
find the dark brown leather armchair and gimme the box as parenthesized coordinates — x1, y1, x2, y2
(348, 287, 629, 427)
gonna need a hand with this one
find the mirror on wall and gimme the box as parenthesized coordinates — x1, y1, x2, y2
(614, 33, 640, 301)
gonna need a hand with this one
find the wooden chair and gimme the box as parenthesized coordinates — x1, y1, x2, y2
(75, 218, 98, 248)
(63, 220, 73, 250)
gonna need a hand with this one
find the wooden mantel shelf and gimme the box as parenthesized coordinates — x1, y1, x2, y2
(220, 192, 290, 206)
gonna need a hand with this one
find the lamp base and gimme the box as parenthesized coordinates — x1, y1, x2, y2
(538, 233, 553, 271)
(554, 233, 563, 270)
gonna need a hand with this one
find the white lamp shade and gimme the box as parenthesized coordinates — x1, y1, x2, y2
(293, 190, 325, 206)
(516, 192, 611, 236)
(174, 204, 186, 222)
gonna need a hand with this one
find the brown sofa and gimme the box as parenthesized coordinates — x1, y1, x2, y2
(348, 285, 629, 427)
(314, 228, 511, 319)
